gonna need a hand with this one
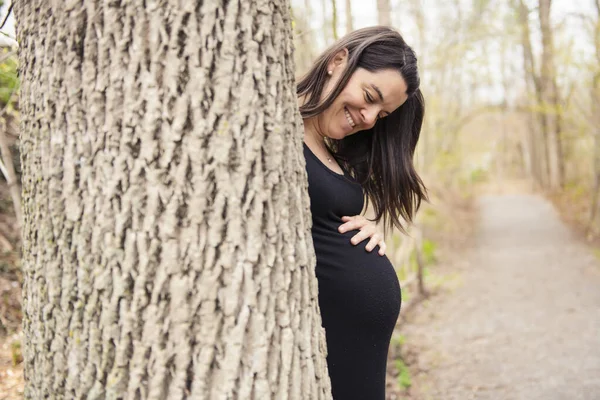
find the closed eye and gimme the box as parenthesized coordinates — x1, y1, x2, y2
(365, 90, 389, 120)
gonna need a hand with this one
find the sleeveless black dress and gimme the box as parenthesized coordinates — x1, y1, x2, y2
(303, 142, 401, 400)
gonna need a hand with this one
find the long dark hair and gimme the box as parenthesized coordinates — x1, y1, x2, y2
(297, 26, 427, 234)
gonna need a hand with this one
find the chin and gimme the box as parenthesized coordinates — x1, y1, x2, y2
(327, 126, 353, 140)
(328, 131, 348, 141)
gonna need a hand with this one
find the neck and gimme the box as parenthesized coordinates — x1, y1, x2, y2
(303, 117, 327, 146)
(298, 94, 326, 145)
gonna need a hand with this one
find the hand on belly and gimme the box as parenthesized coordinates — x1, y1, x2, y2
(338, 215, 387, 256)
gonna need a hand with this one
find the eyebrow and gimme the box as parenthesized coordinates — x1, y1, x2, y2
(371, 84, 384, 102)
(370, 84, 389, 116)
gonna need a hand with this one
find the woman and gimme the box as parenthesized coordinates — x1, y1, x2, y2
(298, 26, 427, 399)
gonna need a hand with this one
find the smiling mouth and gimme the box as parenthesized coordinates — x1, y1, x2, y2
(344, 107, 356, 128)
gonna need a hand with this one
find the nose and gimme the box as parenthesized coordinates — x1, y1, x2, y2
(360, 106, 380, 129)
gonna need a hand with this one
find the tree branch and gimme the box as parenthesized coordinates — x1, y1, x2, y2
(0, 2, 14, 31)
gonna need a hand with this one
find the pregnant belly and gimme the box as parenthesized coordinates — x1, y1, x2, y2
(312, 229, 402, 333)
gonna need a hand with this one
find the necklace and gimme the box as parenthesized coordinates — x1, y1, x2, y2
(319, 147, 333, 163)
(314, 143, 333, 163)
(317, 141, 333, 163)
(306, 130, 333, 163)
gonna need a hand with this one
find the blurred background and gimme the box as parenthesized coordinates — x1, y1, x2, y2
(0, 0, 598, 398)
(292, 0, 600, 228)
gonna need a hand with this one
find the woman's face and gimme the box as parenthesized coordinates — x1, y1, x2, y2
(315, 62, 409, 140)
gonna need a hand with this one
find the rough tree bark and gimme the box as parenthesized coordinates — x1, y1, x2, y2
(15, 1, 331, 399)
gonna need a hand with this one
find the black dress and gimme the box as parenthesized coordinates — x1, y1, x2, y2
(303, 142, 402, 400)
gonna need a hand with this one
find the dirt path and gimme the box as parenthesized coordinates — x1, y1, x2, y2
(404, 194, 600, 400)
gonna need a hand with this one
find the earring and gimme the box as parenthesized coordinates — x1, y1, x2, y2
(328, 70, 333, 75)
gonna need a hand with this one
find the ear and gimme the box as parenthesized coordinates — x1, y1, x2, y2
(327, 48, 349, 74)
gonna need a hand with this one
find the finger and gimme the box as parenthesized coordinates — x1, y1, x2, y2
(378, 241, 387, 256)
(351, 230, 376, 246)
(338, 216, 367, 233)
(364, 235, 380, 252)
(338, 221, 353, 233)
(338, 216, 354, 232)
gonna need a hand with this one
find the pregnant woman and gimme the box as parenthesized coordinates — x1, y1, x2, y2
(298, 26, 427, 399)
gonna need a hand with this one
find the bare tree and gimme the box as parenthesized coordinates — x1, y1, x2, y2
(515, 0, 549, 187)
(377, 0, 392, 26)
(331, 0, 339, 40)
(408, 0, 428, 168)
(538, 0, 564, 190)
(345, 0, 354, 34)
(15, 1, 332, 398)
(321, 0, 331, 45)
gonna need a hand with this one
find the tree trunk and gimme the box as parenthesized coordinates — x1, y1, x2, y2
(377, 0, 392, 26)
(345, 0, 354, 34)
(408, 0, 428, 170)
(538, 0, 563, 190)
(321, 0, 331, 45)
(516, 0, 548, 188)
(331, 0, 339, 40)
(15, 1, 332, 399)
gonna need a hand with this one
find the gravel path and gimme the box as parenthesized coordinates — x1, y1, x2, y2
(404, 194, 600, 400)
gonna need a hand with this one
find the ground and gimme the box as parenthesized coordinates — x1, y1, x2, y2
(0, 331, 23, 399)
(399, 192, 600, 400)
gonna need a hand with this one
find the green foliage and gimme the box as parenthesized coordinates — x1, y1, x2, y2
(419, 206, 440, 226)
(395, 358, 412, 389)
(11, 339, 22, 366)
(422, 239, 437, 265)
(391, 334, 406, 347)
(423, 266, 431, 281)
(468, 167, 488, 184)
(563, 180, 588, 202)
(0, 48, 18, 107)
(592, 248, 600, 262)
(390, 334, 412, 390)
(454, 167, 489, 189)
(408, 251, 418, 272)
(400, 284, 411, 303)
